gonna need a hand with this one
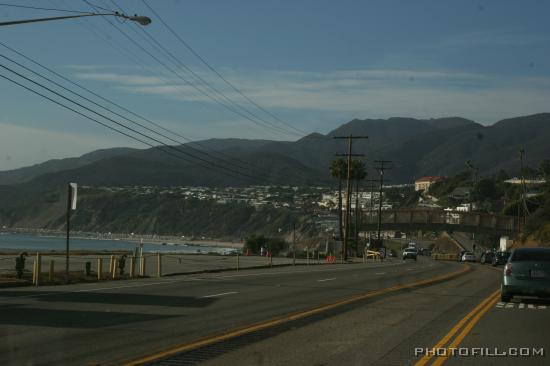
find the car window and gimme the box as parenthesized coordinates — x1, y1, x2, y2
(511, 250, 550, 262)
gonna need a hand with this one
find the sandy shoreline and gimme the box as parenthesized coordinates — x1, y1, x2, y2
(0, 229, 245, 249)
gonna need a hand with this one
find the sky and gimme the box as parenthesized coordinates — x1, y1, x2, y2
(1, 0, 550, 170)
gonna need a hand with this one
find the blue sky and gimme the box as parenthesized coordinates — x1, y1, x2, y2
(1, 0, 550, 170)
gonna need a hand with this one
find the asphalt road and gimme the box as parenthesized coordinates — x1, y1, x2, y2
(1, 257, 545, 366)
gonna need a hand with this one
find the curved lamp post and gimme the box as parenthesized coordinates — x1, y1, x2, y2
(0, 11, 151, 27)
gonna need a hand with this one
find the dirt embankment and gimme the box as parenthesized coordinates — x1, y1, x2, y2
(431, 233, 463, 254)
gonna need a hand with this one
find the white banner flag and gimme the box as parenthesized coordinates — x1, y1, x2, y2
(69, 183, 77, 210)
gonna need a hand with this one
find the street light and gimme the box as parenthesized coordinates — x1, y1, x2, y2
(0, 11, 151, 27)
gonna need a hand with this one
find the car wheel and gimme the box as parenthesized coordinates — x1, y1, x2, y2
(501, 291, 512, 302)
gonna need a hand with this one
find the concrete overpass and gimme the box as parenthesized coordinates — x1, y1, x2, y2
(361, 209, 518, 236)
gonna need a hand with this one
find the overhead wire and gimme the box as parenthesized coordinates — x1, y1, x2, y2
(2, 1, 323, 185)
(109, 0, 303, 138)
(0, 2, 91, 14)
(82, 0, 296, 139)
(0, 60, 262, 183)
(46, 0, 308, 180)
(0, 43, 279, 179)
(141, 0, 309, 136)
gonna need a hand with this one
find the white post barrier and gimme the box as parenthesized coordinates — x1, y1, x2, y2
(130, 256, 135, 278)
(35, 253, 41, 286)
(32, 259, 37, 285)
(157, 252, 162, 277)
(97, 258, 103, 280)
(112, 257, 118, 279)
(49, 259, 55, 282)
(140, 255, 146, 276)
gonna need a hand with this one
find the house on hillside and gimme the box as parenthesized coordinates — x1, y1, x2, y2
(414, 176, 446, 192)
(449, 187, 470, 201)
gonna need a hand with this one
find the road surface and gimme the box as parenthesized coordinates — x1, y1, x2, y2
(1, 257, 547, 365)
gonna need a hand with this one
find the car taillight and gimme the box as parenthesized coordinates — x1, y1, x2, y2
(505, 263, 512, 276)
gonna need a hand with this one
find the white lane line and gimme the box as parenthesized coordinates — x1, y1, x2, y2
(375, 272, 386, 275)
(317, 278, 337, 282)
(201, 291, 238, 298)
(213, 261, 407, 280)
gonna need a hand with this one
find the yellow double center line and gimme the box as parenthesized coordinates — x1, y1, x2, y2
(124, 264, 471, 366)
(415, 289, 500, 366)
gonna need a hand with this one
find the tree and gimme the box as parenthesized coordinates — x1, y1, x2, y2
(473, 178, 499, 201)
(539, 159, 550, 179)
(329, 158, 347, 242)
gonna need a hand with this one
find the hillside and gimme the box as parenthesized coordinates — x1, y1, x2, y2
(0, 187, 307, 239)
(0, 147, 137, 185)
(1, 113, 549, 189)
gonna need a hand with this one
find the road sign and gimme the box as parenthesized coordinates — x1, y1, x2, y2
(69, 183, 77, 210)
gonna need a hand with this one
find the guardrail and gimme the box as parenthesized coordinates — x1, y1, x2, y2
(431, 253, 458, 261)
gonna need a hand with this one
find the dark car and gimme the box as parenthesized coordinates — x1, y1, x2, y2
(501, 247, 550, 302)
(480, 250, 495, 265)
(492, 251, 511, 266)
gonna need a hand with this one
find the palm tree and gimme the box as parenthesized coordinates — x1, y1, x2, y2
(329, 158, 347, 243)
(350, 160, 367, 255)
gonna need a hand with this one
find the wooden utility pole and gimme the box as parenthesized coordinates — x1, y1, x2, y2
(373, 160, 392, 241)
(519, 148, 529, 229)
(334, 135, 368, 261)
(362, 179, 380, 246)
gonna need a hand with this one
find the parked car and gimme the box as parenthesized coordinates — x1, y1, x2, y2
(402, 248, 417, 261)
(457, 250, 467, 262)
(480, 250, 495, 265)
(492, 251, 511, 266)
(461, 251, 476, 262)
(501, 247, 550, 302)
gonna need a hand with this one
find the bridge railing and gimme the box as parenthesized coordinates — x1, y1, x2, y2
(361, 209, 517, 234)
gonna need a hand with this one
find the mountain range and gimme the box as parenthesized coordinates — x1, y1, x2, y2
(1, 113, 550, 190)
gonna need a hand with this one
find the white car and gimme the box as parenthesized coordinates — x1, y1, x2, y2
(461, 251, 476, 262)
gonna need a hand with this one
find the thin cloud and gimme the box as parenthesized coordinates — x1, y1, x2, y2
(72, 67, 550, 124)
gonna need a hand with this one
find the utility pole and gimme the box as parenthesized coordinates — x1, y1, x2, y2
(334, 135, 368, 261)
(373, 160, 392, 241)
(363, 179, 380, 244)
(519, 148, 529, 230)
(465, 160, 478, 212)
(292, 222, 296, 265)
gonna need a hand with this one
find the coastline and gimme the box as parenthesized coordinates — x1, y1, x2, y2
(0, 228, 244, 249)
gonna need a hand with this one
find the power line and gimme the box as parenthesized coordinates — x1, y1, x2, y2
(46, 2, 307, 181)
(0, 2, 91, 14)
(0, 60, 261, 183)
(141, 0, 308, 136)
(84, 0, 298, 138)
(0, 44, 282, 180)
